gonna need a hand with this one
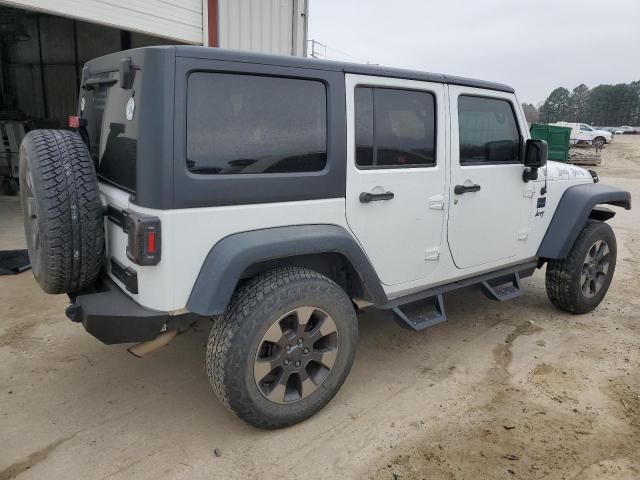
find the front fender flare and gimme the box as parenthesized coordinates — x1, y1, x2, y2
(537, 183, 631, 259)
(186, 225, 387, 316)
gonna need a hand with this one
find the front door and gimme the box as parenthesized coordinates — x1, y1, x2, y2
(345, 74, 447, 286)
(447, 86, 533, 269)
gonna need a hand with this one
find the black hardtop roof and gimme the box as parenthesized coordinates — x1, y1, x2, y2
(90, 45, 515, 94)
(173, 45, 515, 94)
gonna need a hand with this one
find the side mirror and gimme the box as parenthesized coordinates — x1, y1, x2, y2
(523, 139, 548, 182)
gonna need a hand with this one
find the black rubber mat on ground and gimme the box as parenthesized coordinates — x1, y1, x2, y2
(0, 249, 31, 275)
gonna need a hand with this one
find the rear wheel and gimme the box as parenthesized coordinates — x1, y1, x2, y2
(594, 136, 606, 148)
(206, 267, 357, 429)
(19, 129, 104, 294)
(545, 220, 616, 313)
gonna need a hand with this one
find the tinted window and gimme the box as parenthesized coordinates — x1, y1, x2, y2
(355, 87, 436, 168)
(458, 96, 521, 164)
(355, 87, 374, 167)
(187, 73, 327, 174)
(95, 75, 139, 192)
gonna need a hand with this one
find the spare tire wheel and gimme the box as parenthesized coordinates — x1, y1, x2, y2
(19, 129, 105, 294)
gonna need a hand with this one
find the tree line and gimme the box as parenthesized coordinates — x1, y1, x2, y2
(522, 81, 640, 126)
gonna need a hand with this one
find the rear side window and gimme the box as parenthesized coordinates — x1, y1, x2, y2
(458, 96, 521, 165)
(355, 86, 436, 168)
(187, 73, 327, 174)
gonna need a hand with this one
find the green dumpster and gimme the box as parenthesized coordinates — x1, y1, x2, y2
(529, 124, 571, 162)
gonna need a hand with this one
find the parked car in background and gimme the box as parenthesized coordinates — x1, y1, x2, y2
(551, 122, 612, 146)
(613, 126, 638, 134)
(590, 125, 614, 146)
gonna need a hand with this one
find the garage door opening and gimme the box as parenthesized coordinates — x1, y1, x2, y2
(0, 4, 185, 194)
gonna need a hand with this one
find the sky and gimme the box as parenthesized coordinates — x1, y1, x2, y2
(308, 0, 640, 105)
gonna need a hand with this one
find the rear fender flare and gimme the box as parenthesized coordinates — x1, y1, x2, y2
(186, 225, 387, 316)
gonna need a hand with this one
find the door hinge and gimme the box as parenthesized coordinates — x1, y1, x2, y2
(424, 247, 441, 261)
(517, 229, 529, 241)
(428, 194, 445, 210)
(523, 185, 535, 198)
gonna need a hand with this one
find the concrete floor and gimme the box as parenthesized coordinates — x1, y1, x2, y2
(1, 137, 639, 480)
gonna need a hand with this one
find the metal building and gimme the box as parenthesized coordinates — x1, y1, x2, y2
(0, 0, 308, 52)
(0, 0, 308, 192)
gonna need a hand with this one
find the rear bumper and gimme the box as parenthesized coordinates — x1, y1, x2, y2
(66, 275, 169, 345)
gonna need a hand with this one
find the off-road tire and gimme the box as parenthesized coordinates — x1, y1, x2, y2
(206, 267, 358, 429)
(545, 220, 616, 314)
(19, 129, 104, 294)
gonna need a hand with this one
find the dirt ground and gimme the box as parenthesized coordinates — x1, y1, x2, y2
(1, 136, 639, 480)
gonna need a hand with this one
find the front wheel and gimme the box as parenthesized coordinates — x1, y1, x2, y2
(545, 220, 617, 314)
(594, 136, 606, 148)
(206, 267, 358, 429)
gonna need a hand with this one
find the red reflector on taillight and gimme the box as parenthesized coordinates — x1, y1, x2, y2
(146, 231, 156, 254)
(68, 116, 81, 128)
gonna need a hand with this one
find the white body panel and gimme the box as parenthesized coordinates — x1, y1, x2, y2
(99, 183, 348, 312)
(344, 74, 448, 286)
(2, 0, 204, 44)
(447, 86, 534, 269)
(99, 79, 595, 313)
(217, 0, 307, 56)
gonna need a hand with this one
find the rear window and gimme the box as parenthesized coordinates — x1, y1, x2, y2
(186, 73, 327, 174)
(83, 72, 139, 192)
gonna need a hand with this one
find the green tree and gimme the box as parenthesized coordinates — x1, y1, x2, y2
(569, 84, 590, 122)
(539, 87, 571, 123)
(539, 81, 640, 126)
(521, 102, 539, 123)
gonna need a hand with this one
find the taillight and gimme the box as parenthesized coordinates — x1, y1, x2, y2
(68, 115, 87, 129)
(146, 231, 156, 254)
(123, 211, 161, 266)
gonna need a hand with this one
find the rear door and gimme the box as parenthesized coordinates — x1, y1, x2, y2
(345, 74, 447, 286)
(447, 87, 533, 269)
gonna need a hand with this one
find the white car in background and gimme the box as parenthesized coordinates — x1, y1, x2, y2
(551, 122, 612, 146)
(588, 125, 613, 146)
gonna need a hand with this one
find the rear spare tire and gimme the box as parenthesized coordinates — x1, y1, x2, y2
(19, 129, 104, 294)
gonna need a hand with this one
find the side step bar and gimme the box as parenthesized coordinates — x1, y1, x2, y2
(392, 294, 446, 331)
(378, 261, 536, 332)
(481, 272, 522, 302)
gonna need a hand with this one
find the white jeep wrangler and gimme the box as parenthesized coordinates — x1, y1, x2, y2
(19, 47, 631, 429)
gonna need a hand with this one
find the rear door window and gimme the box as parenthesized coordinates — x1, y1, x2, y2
(355, 86, 436, 168)
(186, 73, 327, 174)
(458, 96, 521, 164)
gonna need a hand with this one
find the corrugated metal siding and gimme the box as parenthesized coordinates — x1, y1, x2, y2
(3, 11, 177, 125)
(218, 0, 306, 56)
(1, 0, 203, 44)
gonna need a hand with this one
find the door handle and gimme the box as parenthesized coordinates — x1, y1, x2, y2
(359, 191, 394, 203)
(454, 184, 481, 195)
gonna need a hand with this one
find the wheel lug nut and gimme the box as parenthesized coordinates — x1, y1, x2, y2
(285, 345, 291, 352)
(303, 347, 309, 354)
(297, 338, 303, 345)
(284, 359, 290, 366)
(295, 361, 301, 367)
